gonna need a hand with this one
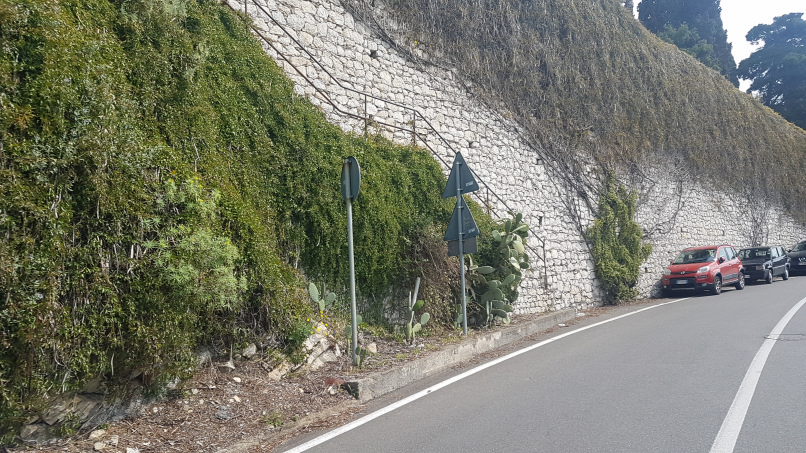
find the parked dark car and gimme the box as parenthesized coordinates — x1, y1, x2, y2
(788, 241, 806, 274)
(661, 245, 745, 296)
(737, 246, 790, 283)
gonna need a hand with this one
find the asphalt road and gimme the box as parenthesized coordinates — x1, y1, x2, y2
(281, 275, 806, 453)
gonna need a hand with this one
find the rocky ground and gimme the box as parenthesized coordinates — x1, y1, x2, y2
(6, 308, 615, 453)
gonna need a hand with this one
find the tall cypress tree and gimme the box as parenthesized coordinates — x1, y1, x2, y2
(638, 0, 738, 86)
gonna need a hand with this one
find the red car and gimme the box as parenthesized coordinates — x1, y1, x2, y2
(661, 245, 745, 296)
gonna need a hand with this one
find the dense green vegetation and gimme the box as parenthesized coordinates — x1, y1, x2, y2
(586, 175, 652, 304)
(738, 13, 806, 130)
(654, 23, 722, 72)
(638, 0, 738, 86)
(0, 0, 469, 436)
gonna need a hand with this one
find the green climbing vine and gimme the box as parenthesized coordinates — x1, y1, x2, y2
(585, 175, 652, 305)
(0, 0, 466, 437)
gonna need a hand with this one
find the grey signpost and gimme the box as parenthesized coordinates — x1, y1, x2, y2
(341, 156, 361, 365)
(442, 152, 479, 335)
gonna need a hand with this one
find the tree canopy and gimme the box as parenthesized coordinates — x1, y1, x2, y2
(638, 0, 738, 86)
(656, 23, 721, 70)
(737, 13, 806, 130)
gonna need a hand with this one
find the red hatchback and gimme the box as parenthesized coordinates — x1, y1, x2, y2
(661, 245, 745, 296)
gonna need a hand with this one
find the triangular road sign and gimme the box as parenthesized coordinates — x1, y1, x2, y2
(442, 152, 479, 199)
(444, 197, 480, 241)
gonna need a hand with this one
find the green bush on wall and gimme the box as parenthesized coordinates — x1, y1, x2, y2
(0, 0, 462, 437)
(585, 175, 653, 304)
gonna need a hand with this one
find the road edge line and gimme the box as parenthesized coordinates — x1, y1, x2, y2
(282, 297, 689, 452)
(709, 294, 806, 453)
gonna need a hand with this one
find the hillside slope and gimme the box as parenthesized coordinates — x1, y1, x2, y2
(347, 0, 806, 220)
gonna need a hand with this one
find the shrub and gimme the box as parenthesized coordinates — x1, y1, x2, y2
(585, 175, 653, 304)
(0, 0, 467, 436)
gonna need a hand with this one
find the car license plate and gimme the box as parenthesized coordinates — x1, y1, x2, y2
(676, 279, 687, 285)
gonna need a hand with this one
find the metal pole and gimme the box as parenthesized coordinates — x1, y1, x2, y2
(344, 161, 359, 365)
(456, 161, 467, 336)
(412, 112, 416, 146)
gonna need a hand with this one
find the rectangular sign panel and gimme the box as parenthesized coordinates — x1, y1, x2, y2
(447, 236, 478, 257)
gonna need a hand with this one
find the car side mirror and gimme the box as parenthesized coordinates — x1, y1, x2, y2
(719, 256, 725, 264)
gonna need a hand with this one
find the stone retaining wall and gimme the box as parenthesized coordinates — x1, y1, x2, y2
(230, 0, 806, 311)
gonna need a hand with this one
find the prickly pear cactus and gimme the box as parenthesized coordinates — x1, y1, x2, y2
(407, 299, 430, 344)
(463, 212, 529, 327)
(308, 282, 336, 313)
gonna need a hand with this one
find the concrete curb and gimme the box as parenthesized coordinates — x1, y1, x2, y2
(346, 308, 576, 403)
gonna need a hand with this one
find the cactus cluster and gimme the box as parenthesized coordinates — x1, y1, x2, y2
(405, 278, 430, 344)
(406, 299, 431, 344)
(309, 282, 370, 367)
(461, 212, 530, 327)
(308, 282, 336, 313)
(343, 313, 362, 342)
(343, 314, 370, 367)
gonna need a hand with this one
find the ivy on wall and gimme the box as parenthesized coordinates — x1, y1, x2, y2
(585, 175, 653, 304)
(0, 0, 467, 435)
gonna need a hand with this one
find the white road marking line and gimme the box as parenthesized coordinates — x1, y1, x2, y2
(282, 298, 689, 452)
(710, 295, 806, 453)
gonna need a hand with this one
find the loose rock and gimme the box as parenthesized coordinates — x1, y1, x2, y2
(218, 360, 236, 373)
(215, 406, 232, 420)
(241, 343, 258, 359)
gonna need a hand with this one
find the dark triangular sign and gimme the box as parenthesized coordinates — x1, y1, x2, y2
(444, 197, 480, 241)
(442, 152, 479, 199)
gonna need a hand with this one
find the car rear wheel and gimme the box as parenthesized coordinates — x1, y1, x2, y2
(735, 272, 745, 290)
(765, 270, 773, 284)
(711, 276, 722, 295)
(783, 267, 790, 280)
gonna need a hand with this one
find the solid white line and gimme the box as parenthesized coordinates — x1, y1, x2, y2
(709, 295, 806, 453)
(282, 297, 690, 453)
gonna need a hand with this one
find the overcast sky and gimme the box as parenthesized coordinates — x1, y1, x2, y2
(634, 1, 804, 90)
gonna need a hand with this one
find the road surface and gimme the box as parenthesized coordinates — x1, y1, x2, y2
(281, 276, 806, 453)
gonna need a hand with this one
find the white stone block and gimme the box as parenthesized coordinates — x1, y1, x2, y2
(286, 13, 304, 29)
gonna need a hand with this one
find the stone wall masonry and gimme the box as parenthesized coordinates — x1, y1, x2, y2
(633, 168, 806, 295)
(228, 0, 806, 311)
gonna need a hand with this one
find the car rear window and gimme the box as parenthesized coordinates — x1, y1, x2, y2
(739, 248, 771, 259)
